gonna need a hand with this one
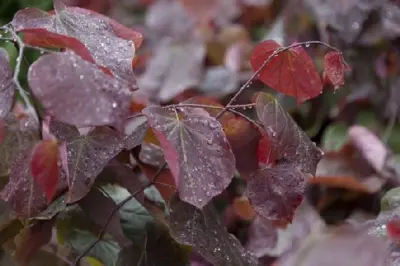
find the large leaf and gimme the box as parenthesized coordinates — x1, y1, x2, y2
(12, 0, 142, 86)
(256, 93, 323, 175)
(78, 188, 131, 247)
(50, 121, 124, 203)
(28, 52, 132, 128)
(138, 39, 205, 102)
(0, 147, 67, 218)
(168, 195, 259, 266)
(247, 162, 305, 221)
(0, 48, 15, 119)
(142, 106, 235, 208)
(250, 41, 322, 104)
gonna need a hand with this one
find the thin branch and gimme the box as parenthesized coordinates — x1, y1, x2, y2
(74, 162, 167, 265)
(3, 25, 39, 123)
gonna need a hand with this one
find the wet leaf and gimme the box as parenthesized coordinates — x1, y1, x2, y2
(14, 219, 54, 266)
(28, 51, 132, 128)
(247, 162, 305, 222)
(79, 188, 131, 247)
(168, 195, 259, 266)
(0, 48, 15, 119)
(12, 2, 142, 86)
(250, 41, 322, 104)
(256, 93, 323, 175)
(0, 147, 67, 218)
(30, 140, 60, 203)
(323, 51, 350, 89)
(50, 121, 124, 203)
(139, 39, 205, 102)
(123, 115, 148, 150)
(142, 106, 235, 208)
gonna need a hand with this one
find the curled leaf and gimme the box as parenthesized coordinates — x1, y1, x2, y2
(323, 51, 350, 89)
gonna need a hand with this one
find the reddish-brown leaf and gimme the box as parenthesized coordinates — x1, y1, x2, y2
(323, 51, 350, 89)
(30, 140, 60, 203)
(387, 219, 400, 241)
(250, 40, 323, 104)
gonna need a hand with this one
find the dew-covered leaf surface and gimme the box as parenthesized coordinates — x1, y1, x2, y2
(12, 2, 142, 86)
(247, 162, 305, 221)
(256, 93, 323, 175)
(123, 115, 148, 150)
(28, 52, 132, 128)
(0, 147, 67, 218)
(250, 41, 322, 104)
(0, 48, 15, 119)
(142, 106, 235, 208)
(168, 195, 259, 266)
(50, 121, 124, 203)
(138, 39, 205, 102)
(323, 51, 351, 89)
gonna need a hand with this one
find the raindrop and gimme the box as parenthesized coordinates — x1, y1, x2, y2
(79, 75, 84, 80)
(305, 43, 310, 48)
(112, 102, 118, 108)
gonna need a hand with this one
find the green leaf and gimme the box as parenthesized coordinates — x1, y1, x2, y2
(355, 110, 379, 130)
(387, 124, 400, 153)
(321, 122, 349, 152)
(381, 187, 400, 211)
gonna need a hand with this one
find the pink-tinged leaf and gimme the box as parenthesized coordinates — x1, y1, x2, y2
(247, 162, 305, 222)
(79, 188, 131, 246)
(50, 121, 124, 203)
(58, 142, 69, 179)
(323, 51, 350, 89)
(0, 48, 15, 119)
(12, 5, 142, 86)
(0, 112, 40, 177)
(250, 40, 323, 104)
(123, 115, 148, 150)
(13, 219, 54, 266)
(279, 224, 389, 266)
(28, 52, 132, 128)
(30, 140, 60, 203)
(142, 106, 235, 208)
(348, 125, 388, 173)
(387, 219, 400, 241)
(245, 216, 278, 258)
(138, 39, 205, 102)
(168, 195, 259, 266)
(41, 116, 55, 141)
(256, 93, 323, 175)
(0, 147, 67, 218)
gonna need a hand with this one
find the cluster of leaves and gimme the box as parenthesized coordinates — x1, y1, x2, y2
(0, 0, 399, 266)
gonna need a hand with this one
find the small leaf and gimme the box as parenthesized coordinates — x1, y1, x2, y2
(50, 121, 124, 203)
(256, 93, 323, 175)
(247, 162, 305, 222)
(0, 48, 15, 119)
(30, 140, 60, 203)
(28, 52, 132, 128)
(321, 122, 349, 152)
(381, 187, 400, 212)
(323, 51, 350, 89)
(168, 195, 259, 266)
(142, 106, 235, 208)
(79, 188, 131, 247)
(250, 41, 322, 104)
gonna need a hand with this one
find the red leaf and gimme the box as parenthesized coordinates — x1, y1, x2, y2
(250, 40, 323, 104)
(257, 135, 276, 164)
(387, 219, 400, 241)
(30, 140, 60, 203)
(323, 51, 350, 89)
(142, 106, 235, 208)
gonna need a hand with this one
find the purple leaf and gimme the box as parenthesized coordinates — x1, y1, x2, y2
(12, 4, 141, 87)
(279, 224, 389, 266)
(142, 106, 235, 208)
(245, 216, 278, 258)
(0, 112, 39, 176)
(0, 48, 15, 119)
(28, 52, 132, 128)
(50, 121, 124, 203)
(168, 195, 259, 266)
(0, 147, 67, 218)
(139, 39, 205, 102)
(79, 188, 131, 247)
(256, 93, 323, 175)
(247, 162, 305, 221)
(123, 115, 148, 150)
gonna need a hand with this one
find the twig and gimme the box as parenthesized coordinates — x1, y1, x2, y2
(3, 25, 39, 123)
(74, 162, 167, 265)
